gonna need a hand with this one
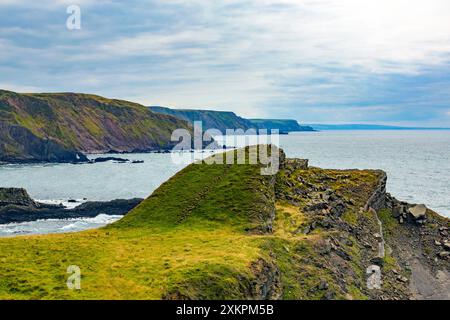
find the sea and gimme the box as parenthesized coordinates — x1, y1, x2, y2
(0, 130, 449, 236)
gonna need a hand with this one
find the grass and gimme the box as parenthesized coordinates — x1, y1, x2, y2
(0, 149, 385, 300)
(0, 90, 191, 154)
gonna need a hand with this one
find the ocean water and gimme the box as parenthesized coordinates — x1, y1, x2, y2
(0, 214, 122, 237)
(280, 131, 450, 216)
(0, 130, 449, 236)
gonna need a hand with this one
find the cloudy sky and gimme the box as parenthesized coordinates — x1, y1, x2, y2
(1, 0, 450, 125)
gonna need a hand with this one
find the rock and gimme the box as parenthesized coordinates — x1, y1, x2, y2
(302, 225, 312, 235)
(335, 249, 352, 261)
(323, 290, 336, 300)
(408, 204, 427, 220)
(284, 158, 308, 170)
(370, 257, 384, 266)
(435, 240, 442, 246)
(318, 280, 329, 290)
(93, 157, 129, 163)
(396, 276, 408, 283)
(344, 239, 354, 247)
(438, 251, 450, 259)
(443, 242, 450, 251)
(392, 205, 404, 218)
(0, 192, 143, 224)
(0, 188, 36, 207)
(373, 233, 383, 241)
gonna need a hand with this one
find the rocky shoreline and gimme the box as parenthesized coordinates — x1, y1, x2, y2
(0, 188, 142, 224)
(276, 158, 450, 300)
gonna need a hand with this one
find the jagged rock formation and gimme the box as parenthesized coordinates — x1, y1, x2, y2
(0, 90, 191, 163)
(0, 122, 87, 163)
(0, 187, 142, 224)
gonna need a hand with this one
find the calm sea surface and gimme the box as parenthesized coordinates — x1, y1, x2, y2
(0, 130, 449, 236)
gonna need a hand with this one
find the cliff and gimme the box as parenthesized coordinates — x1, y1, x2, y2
(249, 119, 315, 133)
(0, 90, 191, 163)
(149, 106, 254, 132)
(149, 106, 313, 134)
(0, 147, 448, 300)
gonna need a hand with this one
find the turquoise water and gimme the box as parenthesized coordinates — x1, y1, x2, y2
(0, 130, 449, 236)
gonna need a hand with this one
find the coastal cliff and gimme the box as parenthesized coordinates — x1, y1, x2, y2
(0, 147, 448, 300)
(149, 106, 314, 133)
(0, 90, 191, 163)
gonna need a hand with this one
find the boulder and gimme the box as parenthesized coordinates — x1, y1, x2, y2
(408, 204, 427, 220)
(0, 188, 36, 207)
(443, 241, 450, 251)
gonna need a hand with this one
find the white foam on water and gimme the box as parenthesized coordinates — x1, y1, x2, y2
(0, 214, 123, 237)
(35, 199, 88, 209)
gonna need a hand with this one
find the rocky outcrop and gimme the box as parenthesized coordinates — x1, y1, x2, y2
(249, 259, 283, 299)
(0, 188, 142, 224)
(364, 170, 387, 212)
(0, 122, 87, 163)
(0, 188, 36, 207)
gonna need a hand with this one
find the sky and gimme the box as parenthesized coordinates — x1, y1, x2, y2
(1, 0, 450, 126)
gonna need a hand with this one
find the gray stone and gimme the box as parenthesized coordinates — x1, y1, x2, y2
(318, 280, 329, 290)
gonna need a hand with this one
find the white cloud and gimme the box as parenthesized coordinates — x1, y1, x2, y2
(2, 0, 450, 124)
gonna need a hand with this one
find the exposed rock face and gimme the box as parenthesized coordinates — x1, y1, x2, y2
(0, 90, 191, 163)
(275, 155, 450, 300)
(284, 158, 309, 170)
(0, 188, 36, 207)
(249, 259, 282, 299)
(364, 170, 387, 212)
(0, 122, 87, 163)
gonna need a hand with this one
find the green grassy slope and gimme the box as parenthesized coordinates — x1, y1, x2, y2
(0, 90, 191, 162)
(0, 148, 407, 300)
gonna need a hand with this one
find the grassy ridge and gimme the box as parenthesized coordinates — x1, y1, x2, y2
(0, 149, 387, 299)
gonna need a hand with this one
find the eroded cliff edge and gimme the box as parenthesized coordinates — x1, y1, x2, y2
(0, 147, 448, 300)
(272, 156, 450, 300)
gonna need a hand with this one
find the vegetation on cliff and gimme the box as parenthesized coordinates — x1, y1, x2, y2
(0, 90, 191, 163)
(149, 107, 253, 133)
(149, 106, 313, 134)
(0, 147, 448, 300)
